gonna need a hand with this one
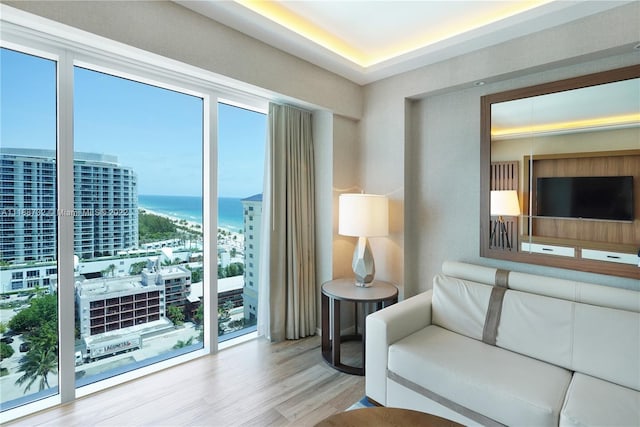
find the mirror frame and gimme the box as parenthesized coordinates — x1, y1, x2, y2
(480, 64, 640, 279)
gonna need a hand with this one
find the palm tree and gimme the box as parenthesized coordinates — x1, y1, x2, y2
(15, 347, 58, 392)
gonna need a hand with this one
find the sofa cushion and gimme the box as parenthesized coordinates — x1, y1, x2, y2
(388, 325, 572, 426)
(572, 304, 640, 391)
(432, 274, 492, 341)
(561, 373, 640, 427)
(498, 290, 574, 369)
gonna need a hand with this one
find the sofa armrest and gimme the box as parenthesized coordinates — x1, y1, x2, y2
(365, 290, 433, 405)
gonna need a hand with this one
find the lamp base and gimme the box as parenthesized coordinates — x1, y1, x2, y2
(353, 236, 375, 287)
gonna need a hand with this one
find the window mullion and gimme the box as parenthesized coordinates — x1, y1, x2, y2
(203, 93, 218, 353)
(57, 49, 76, 404)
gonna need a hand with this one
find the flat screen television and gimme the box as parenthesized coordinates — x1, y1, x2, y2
(536, 176, 634, 221)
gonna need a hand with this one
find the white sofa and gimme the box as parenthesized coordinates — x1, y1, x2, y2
(366, 261, 640, 426)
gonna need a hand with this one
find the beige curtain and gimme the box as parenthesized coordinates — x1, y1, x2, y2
(258, 103, 316, 342)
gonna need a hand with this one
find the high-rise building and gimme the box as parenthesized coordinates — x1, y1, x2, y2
(241, 193, 262, 322)
(0, 148, 138, 263)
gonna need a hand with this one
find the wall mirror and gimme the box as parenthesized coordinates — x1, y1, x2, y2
(480, 65, 640, 279)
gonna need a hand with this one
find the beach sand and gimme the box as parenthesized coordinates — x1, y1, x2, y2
(139, 207, 244, 253)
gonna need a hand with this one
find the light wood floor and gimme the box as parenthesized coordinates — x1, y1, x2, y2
(8, 336, 365, 426)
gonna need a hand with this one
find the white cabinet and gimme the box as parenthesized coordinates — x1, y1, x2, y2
(521, 239, 639, 267)
(581, 249, 639, 266)
(521, 242, 575, 257)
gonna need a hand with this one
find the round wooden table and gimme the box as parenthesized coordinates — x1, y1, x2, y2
(315, 407, 464, 427)
(321, 279, 398, 375)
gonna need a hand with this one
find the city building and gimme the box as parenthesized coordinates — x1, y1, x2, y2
(241, 194, 262, 322)
(75, 261, 191, 341)
(0, 148, 138, 264)
(1, 262, 58, 293)
(141, 261, 192, 308)
(75, 274, 167, 338)
(0, 250, 194, 294)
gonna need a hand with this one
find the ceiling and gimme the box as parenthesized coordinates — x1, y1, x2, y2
(176, 0, 632, 85)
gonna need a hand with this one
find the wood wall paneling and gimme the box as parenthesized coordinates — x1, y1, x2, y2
(524, 150, 639, 251)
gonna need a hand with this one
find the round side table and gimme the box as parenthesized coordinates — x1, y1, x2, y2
(321, 279, 398, 375)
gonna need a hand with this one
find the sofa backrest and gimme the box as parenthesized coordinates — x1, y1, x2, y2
(498, 289, 640, 391)
(431, 274, 492, 341)
(498, 290, 575, 369)
(442, 261, 640, 313)
(433, 262, 640, 391)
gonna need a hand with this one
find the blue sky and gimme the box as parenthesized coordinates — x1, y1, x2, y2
(1, 47, 266, 198)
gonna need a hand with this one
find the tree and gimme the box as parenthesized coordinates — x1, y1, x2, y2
(0, 342, 14, 360)
(218, 300, 233, 322)
(188, 267, 202, 283)
(28, 321, 58, 351)
(15, 347, 58, 392)
(138, 212, 177, 242)
(7, 294, 59, 392)
(102, 264, 116, 277)
(193, 304, 204, 326)
(129, 261, 147, 275)
(172, 337, 194, 349)
(224, 262, 244, 278)
(9, 294, 57, 334)
(167, 305, 185, 326)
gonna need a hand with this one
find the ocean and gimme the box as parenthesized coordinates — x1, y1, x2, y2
(138, 194, 244, 232)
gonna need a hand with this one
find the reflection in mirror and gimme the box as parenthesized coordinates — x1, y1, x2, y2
(481, 65, 640, 279)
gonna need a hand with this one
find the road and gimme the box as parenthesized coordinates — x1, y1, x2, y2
(0, 322, 201, 405)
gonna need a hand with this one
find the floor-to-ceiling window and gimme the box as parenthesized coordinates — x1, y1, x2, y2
(0, 47, 60, 411)
(217, 103, 266, 342)
(1, 9, 272, 420)
(72, 66, 205, 387)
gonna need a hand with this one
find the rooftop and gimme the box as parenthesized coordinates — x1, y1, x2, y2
(1, 147, 120, 165)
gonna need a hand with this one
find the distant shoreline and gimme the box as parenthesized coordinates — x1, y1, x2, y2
(138, 195, 244, 233)
(139, 207, 203, 234)
(139, 207, 244, 252)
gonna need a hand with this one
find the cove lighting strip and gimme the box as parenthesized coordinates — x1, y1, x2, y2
(492, 114, 640, 138)
(235, 0, 552, 68)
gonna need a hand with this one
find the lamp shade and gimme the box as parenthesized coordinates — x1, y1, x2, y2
(490, 190, 520, 216)
(339, 193, 389, 237)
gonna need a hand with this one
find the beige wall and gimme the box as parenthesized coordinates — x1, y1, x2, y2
(362, 2, 640, 295)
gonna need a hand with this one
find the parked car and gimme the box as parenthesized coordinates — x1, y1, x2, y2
(19, 342, 30, 352)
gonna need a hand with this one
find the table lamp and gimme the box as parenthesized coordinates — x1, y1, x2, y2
(339, 193, 389, 287)
(490, 190, 520, 250)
